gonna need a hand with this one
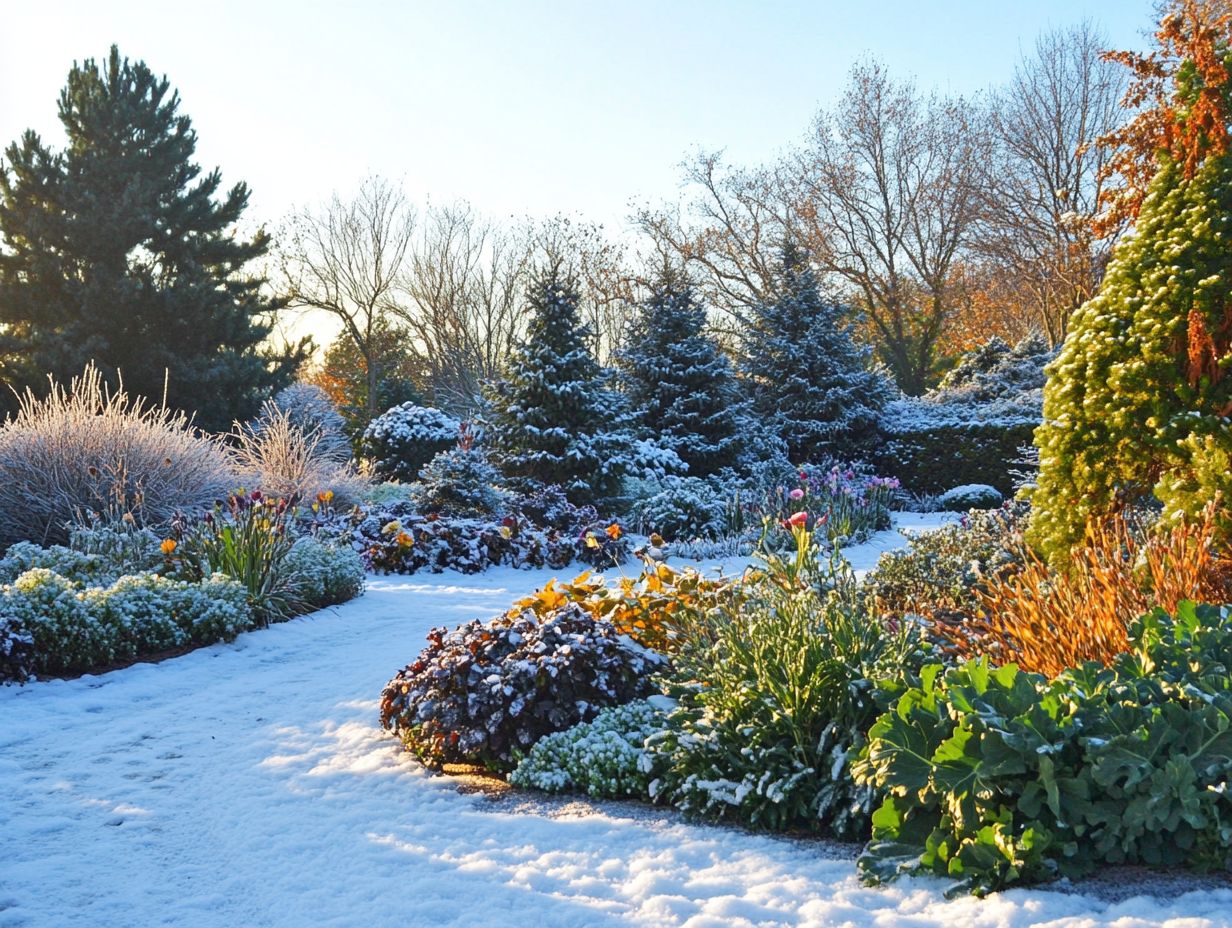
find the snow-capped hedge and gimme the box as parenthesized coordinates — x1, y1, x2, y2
(380, 601, 666, 770)
(361, 403, 460, 482)
(937, 484, 1004, 511)
(873, 336, 1052, 496)
(285, 536, 366, 607)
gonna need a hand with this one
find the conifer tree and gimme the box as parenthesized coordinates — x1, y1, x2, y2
(741, 242, 889, 462)
(484, 263, 630, 505)
(615, 269, 746, 476)
(0, 46, 305, 430)
(1030, 3, 1232, 560)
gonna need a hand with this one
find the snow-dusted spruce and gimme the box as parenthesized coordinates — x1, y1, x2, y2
(411, 424, 508, 518)
(741, 242, 890, 463)
(509, 698, 670, 798)
(630, 475, 730, 541)
(379, 601, 665, 771)
(361, 403, 460, 482)
(615, 271, 747, 476)
(483, 263, 633, 506)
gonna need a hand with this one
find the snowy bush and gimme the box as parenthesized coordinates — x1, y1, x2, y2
(361, 403, 460, 482)
(1, 567, 252, 678)
(630, 477, 729, 541)
(0, 364, 234, 548)
(512, 485, 596, 533)
(0, 612, 35, 684)
(509, 698, 670, 798)
(285, 536, 366, 608)
(937, 484, 1003, 511)
(411, 427, 508, 518)
(864, 502, 1027, 626)
(347, 502, 628, 576)
(265, 383, 350, 461)
(380, 601, 666, 770)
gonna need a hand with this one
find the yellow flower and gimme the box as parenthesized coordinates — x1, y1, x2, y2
(499, 525, 512, 539)
(585, 533, 600, 549)
(605, 523, 622, 540)
(381, 520, 402, 536)
(160, 538, 177, 555)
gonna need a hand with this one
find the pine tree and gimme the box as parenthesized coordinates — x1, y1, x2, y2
(484, 263, 630, 505)
(615, 270, 746, 476)
(0, 46, 305, 431)
(741, 243, 890, 462)
(1030, 6, 1232, 561)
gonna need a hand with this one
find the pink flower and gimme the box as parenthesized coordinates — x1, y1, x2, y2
(784, 511, 808, 528)
(789, 488, 805, 501)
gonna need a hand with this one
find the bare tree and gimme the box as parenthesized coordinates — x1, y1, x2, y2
(976, 22, 1128, 345)
(396, 202, 533, 410)
(786, 60, 988, 394)
(635, 152, 786, 329)
(277, 176, 416, 418)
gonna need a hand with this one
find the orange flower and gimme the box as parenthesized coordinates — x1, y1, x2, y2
(395, 531, 414, 548)
(160, 538, 177, 555)
(605, 523, 622, 540)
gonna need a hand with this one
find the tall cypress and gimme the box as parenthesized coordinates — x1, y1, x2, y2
(0, 46, 305, 429)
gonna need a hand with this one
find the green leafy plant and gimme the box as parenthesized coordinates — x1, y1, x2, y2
(643, 520, 928, 838)
(175, 491, 300, 624)
(855, 601, 1232, 897)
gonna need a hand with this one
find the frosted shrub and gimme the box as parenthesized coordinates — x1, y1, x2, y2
(266, 383, 350, 460)
(361, 403, 460, 482)
(0, 613, 34, 684)
(0, 525, 163, 586)
(3, 567, 252, 678)
(411, 425, 508, 518)
(937, 484, 1003, 511)
(510, 699, 670, 798)
(285, 536, 365, 607)
(380, 601, 665, 770)
(0, 365, 234, 548)
(3, 569, 105, 673)
(231, 405, 368, 508)
(630, 477, 729, 541)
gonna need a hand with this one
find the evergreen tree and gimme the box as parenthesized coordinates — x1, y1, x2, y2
(741, 243, 889, 462)
(615, 269, 746, 476)
(1030, 11, 1232, 561)
(0, 46, 305, 430)
(484, 263, 630, 505)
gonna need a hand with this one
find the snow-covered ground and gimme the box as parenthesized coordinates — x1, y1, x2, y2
(2, 515, 1230, 928)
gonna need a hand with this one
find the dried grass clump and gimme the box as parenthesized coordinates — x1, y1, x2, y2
(0, 365, 235, 547)
(229, 404, 368, 508)
(948, 505, 1231, 677)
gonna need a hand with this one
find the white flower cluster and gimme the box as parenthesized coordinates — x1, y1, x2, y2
(509, 698, 670, 798)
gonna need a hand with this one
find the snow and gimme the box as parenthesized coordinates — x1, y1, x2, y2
(2, 513, 1229, 928)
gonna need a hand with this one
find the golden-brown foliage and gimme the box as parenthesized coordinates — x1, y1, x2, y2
(1094, 0, 1232, 234)
(945, 505, 1232, 677)
(511, 563, 739, 654)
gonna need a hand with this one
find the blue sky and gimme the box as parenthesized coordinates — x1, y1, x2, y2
(2, 0, 1154, 232)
